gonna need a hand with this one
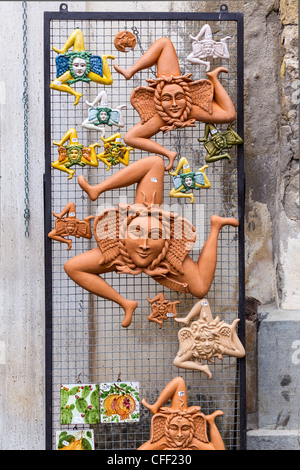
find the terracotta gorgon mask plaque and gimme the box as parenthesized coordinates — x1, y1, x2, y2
(173, 299, 246, 378)
(138, 377, 225, 450)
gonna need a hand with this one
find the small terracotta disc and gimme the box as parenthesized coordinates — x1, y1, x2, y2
(114, 30, 136, 53)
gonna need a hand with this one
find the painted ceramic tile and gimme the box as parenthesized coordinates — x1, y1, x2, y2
(100, 382, 140, 423)
(56, 430, 94, 450)
(60, 384, 100, 425)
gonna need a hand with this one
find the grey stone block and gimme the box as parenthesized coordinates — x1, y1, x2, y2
(256, 305, 300, 430)
(247, 429, 300, 450)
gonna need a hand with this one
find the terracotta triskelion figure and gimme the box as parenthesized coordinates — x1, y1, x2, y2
(138, 376, 225, 450)
(114, 37, 236, 170)
(63, 157, 238, 328)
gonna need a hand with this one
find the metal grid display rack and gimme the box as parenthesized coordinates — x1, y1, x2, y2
(44, 4, 245, 451)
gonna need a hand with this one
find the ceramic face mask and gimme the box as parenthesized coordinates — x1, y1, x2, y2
(72, 57, 87, 77)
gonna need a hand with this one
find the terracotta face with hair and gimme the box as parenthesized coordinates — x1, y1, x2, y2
(168, 415, 193, 447)
(194, 329, 216, 356)
(160, 83, 187, 119)
(124, 215, 167, 269)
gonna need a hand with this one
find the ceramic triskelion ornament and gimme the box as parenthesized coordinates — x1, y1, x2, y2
(82, 90, 127, 135)
(147, 293, 180, 328)
(169, 156, 211, 203)
(198, 123, 243, 163)
(173, 299, 245, 378)
(50, 28, 114, 105)
(52, 128, 101, 179)
(48, 202, 94, 250)
(187, 24, 231, 72)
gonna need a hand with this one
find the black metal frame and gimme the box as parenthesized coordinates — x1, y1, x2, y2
(44, 3, 245, 451)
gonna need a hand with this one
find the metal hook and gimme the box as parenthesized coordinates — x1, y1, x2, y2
(60, 3, 68, 12)
(220, 4, 228, 12)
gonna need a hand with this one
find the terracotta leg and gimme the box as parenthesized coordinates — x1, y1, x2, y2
(142, 377, 188, 414)
(124, 122, 178, 170)
(206, 67, 237, 121)
(114, 37, 181, 79)
(48, 231, 72, 250)
(78, 155, 165, 204)
(64, 248, 138, 327)
(206, 411, 226, 450)
(196, 215, 239, 294)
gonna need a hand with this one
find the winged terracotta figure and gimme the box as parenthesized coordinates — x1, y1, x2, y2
(138, 377, 225, 450)
(173, 299, 245, 378)
(113, 36, 236, 170)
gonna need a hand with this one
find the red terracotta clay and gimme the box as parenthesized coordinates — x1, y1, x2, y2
(114, 37, 236, 170)
(114, 30, 136, 53)
(63, 157, 238, 328)
(174, 299, 246, 378)
(138, 376, 225, 450)
(48, 202, 94, 250)
(147, 293, 180, 328)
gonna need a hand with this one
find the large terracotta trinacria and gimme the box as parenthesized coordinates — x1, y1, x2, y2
(173, 299, 245, 378)
(50, 28, 114, 105)
(114, 37, 236, 170)
(64, 156, 239, 328)
(48, 202, 93, 251)
(138, 376, 225, 450)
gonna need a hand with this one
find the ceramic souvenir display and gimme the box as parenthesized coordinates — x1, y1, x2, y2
(173, 299, 245, 378)
(147, 293, 180, 328)
(138, 376, 225, 450)
(114, 30, 137, 52)
(56, 430, 94, 451)
(52, 128, 102, 179)
(199, 123, 243, 163)
(50, 28, 114, 105)
(48, 202, 93, 250)
(187, 24, 231, 71)
(64, 156, 238, 328)
(60, 384, 100, 425)
(97, 133, 134, 171)
(82, 90, 127, 135)
(100, 382, 140, 423)
(113, 37, 236, 170)
(169, 157, 211, 203)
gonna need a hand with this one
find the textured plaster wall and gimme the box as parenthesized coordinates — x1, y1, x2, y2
(0, 0, 298, 450)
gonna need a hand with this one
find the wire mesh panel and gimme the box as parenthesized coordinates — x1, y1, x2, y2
(44, 7, 245, 451)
